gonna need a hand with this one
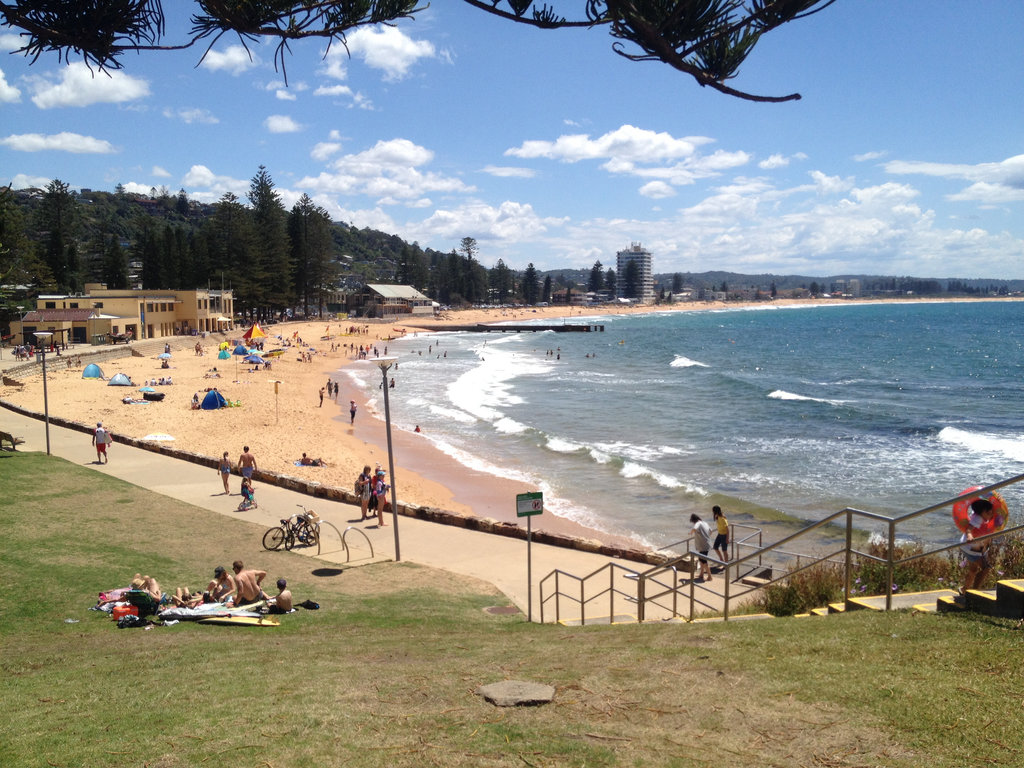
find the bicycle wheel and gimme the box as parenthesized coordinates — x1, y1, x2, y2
(294, 521, 315, 548)
(263, 526, 286, 551)
(283, 527, 297, 551)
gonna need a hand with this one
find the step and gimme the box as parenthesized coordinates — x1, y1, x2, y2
(847, 589, 958, 612)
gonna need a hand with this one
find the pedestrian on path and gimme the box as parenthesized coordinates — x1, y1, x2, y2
(218, 451, 232, 494)
(690, 513, 713, 582)
(349, 400, 357, 425)
(712, 505, 730, 568)
(237, 445, 257, 492)
(92, 422, 110, 464)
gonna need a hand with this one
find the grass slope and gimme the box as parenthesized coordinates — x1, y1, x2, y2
(1, 451, 1021, 767)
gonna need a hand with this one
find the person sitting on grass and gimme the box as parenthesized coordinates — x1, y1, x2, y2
(266, 578, 293, 614)
(206, 565, 236, 604)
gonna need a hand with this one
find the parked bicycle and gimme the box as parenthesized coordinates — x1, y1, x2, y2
(263, 505, 321, 551)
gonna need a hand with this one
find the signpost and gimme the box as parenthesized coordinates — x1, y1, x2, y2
(516, 491, 543, 621)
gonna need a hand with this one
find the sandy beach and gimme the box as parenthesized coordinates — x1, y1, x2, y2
(2, 296, 1010, 547)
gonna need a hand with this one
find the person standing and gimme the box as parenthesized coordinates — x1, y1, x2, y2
(349, 400, 357, 425)
(319, 386, 325, 407)
(712, 505, 730, 568)
(218, 451, 232, 494)
(357, 464, 373, 521)
(961, 498, 1000, 593)
(690, 513, 713, 582)
(92, 422, 110, 464)
(237, 446, 257, 491)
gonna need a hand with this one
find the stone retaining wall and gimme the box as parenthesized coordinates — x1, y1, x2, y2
(0, 399, 670, 566)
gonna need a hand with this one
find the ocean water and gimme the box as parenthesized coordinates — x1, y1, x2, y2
(343, 301, 1024, 550)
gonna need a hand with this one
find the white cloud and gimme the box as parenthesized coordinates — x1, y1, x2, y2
(337, 26, 436, 82)
(201, 45, 259, 75)
(0, 132, 116, 154)
(507, 125, 714, 164)
(0, 33, 23, 52)
(759, 154, 790, 169)
(297, 138, 473, 203)
(410, 200, 566, 243)
(0, 67, 21, 102)
(163, 107, 219, 125)
(481, 165, 536, 178)
(10, 173, 52, 190)
(854, 151, 887, 162)
(152, 166, 171, 178)
(181, 165, 249, 202)
(885, 154, 1024, 206)
(638, 181, 676, 199)
(311, 142, 343, 162)
(120, 181, 159, 196)
(275, 90, 296, 101)
(264, 115, 303, 133)
(504, 125, 745, 191)
(28, 63, 149, 108)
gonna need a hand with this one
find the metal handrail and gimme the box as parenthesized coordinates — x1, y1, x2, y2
(537, 473, 1024, 625)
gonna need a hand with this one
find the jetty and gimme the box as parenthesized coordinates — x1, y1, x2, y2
(412, 323, 604, 334)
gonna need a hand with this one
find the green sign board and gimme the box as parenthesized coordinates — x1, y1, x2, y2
(516, 491, 543, 517)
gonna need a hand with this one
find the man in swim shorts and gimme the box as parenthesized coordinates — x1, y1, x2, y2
(237, 446, 257, 490)
(267, 578, 292, 614)
(232, 560, 268, 605)
(92, 422, 109, 463)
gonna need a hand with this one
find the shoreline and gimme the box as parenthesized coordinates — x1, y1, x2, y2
(2, 295, 1019, 553)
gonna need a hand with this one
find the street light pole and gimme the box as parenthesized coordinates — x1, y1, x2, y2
(377, 358, 401, 561)
(33, 331, 53, 455)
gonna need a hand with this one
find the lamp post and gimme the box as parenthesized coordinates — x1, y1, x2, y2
(33, 331, 52, 455)
(377, 357, 401, 561)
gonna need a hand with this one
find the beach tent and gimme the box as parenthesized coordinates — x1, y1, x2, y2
(82, 363, 104, 379)
(218, 349, 231, 360)
(108, 372, 133, 386)
(233, 344, 250, 356)
(201, 390, 228, 410)
(242, 321, 266, 343)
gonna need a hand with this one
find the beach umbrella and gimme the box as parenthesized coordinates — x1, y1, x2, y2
(158, 352, 172, 359)
(218, 349, 231, 360)
(138, 386, 156, 393)
(242, 321, 267, 342)
(244, 355, 266, 365)
(219, 341, 229, 351)
(232, 344, 250, 378)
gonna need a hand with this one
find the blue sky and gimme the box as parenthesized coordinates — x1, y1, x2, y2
(2, 2, 1023, 278)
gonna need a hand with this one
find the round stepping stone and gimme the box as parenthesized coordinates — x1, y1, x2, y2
(476, 680, 555, 707)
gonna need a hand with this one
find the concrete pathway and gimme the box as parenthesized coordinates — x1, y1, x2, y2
(3, 406, 740, 622)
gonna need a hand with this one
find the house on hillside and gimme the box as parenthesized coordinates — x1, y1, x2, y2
(346, 284, 434, 318)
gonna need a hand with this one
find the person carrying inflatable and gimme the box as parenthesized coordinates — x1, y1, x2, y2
(959, 497, 1001, 594)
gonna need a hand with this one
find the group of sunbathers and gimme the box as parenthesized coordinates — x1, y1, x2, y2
(96, 561, 292, 615)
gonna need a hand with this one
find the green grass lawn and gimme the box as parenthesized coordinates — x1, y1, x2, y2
(1, 451, 1021, 767)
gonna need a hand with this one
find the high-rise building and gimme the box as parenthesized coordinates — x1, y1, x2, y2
(616, 242, 655, 304)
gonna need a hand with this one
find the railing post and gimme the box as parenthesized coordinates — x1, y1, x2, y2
(844, 510, 853, 606)
(723, 561, 731, 621)
(886, 519, 895, 611)
(580, 578, 586, 626)
(609, 566, 615, 621)
(637, 572, 646, 622)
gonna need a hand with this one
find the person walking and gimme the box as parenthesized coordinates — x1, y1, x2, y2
(357, 464, 373, 521)
(92, 422, 110, 464)
(237, 445, 257, 492)
(218, 451, 232, 494)
(319, 387, 325, 407)
(690, 513, 713, 582)
(712, 505, 730, 568)
(349, 400, 357, 425)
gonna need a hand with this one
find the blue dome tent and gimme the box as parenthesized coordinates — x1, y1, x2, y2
(107, 372, 133, 386)
(82, 363, 104, 379)
(201, 389, 228, 410)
